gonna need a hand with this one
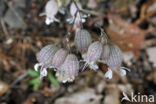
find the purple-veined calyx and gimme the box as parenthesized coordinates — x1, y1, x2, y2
(56, 54, 79, 83)
(99, 44, 130, 79)
(52, 48, 68, 69)
(74, 29, 92, 53)
(82, 41, 102, 71)
(34, 44, 58, 79)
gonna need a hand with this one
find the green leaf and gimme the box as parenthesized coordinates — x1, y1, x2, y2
(33, 83, 39, 91)
(28, 69, 39, 77)
(29, 76, 40, 85)
(48, 73, 59, 86)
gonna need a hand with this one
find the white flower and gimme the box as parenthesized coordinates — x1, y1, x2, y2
(67, 2, 89, 24)
(34, 63, 48, 80)
(40, 68, 48, 80)
(45, 17, 60, 25)
(34, 63, 46, 80)
(40, 0, 60, 25)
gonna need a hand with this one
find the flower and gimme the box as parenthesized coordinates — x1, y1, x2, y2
(74, 29, 92, 53)
(100, 44, 130, 79)
(82, 41, 102, 71)
(42, 0, 59, 25)
(56, 54, 79, 83)
(67, 2, 89, 24)
(34, 44, 58, 79)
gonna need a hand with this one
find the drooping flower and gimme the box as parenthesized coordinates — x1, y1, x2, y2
(67, 2, 89, 24)
(34, 44, 58, 79)
(100, 44, 130, 79)
(82, 41, 102, 71)
(41, 0, 59, 25)
(56, 54, 79, 83)
(74, 29, 92, 53)
(52, 48, 68, 69)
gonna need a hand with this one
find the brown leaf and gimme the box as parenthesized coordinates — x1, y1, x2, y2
(106, 14, 148, 57)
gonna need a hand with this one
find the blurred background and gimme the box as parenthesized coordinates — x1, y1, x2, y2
(0, 0, 156, 104)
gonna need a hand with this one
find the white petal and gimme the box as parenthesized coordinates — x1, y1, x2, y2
(120, 69, 126, 76)
(81, 18, 86, 23)
(53, 17, 60, 22)
(68, 77, 75, 82)
(82, 53, 87, 60)
(82, 14, 88, 18)
(55, 71, 60, 77)
(45, 17, 54, 25)
(34, 63, 41, 71)
(105, 68, 113, 79)
(41, 68, 47, 77)
(62, 80, 67, 83)
(66, 18, 74, 24)
(120, 67, 131, 72)
(87, 14, 91, 17)
(59, 8, 65, 14)
(39, 12, 46, 16)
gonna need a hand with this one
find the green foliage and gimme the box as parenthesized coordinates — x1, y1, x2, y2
(28, 69, 39, 77)
(28, 69, 59, 91)
(48, 73, 59, 86)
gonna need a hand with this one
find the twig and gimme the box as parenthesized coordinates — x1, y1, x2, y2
(0, 18, 9, 36)
(11, 72, 28, 86)
(81, 9, 102, 16)
(0, 72, 28, 101)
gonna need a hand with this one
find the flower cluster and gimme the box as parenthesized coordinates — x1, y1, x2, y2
(35, 46, 79, 83)
(35, 1, 130, 83)
(35, 29, 130, 83)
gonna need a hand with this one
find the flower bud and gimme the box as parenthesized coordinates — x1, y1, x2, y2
(56, 54, 79, 83)
(83, 41, 102, 70)
(52, 48, 68, 69)
(74, 29, 92, 53)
